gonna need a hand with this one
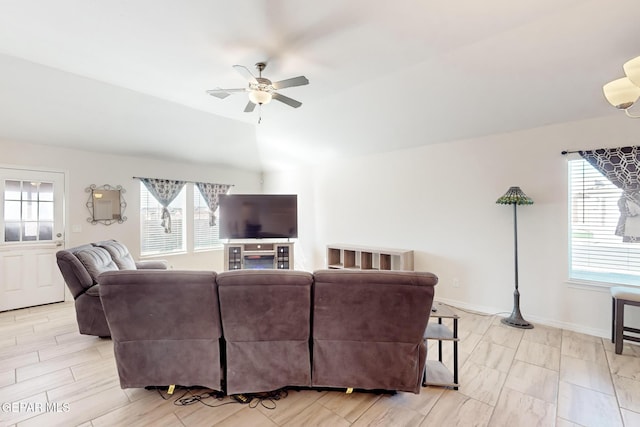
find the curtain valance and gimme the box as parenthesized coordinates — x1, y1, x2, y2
(135, 177, 232, 233)
(579, 146, 640, 242)
(196, 183, 232, 226)
(139, 178, 186, 233)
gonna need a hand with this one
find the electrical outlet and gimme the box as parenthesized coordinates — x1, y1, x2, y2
(453, 277, 460, 288)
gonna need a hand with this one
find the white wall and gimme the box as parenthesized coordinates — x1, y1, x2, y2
(262, 170, 317, 272)
(1, 139, 262, 271)
(264, 114, 640, 337)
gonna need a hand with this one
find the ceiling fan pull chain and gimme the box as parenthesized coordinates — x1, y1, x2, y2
(258, 104, 262, 124)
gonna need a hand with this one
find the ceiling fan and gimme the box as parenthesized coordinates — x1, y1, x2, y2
(207, 62, 309, 113)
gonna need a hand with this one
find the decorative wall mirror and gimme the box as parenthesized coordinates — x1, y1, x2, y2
(86, 184, 127, 225)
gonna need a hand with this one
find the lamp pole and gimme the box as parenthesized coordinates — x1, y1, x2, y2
(497, 186, 533, 329)
(514, 203, 518, 294)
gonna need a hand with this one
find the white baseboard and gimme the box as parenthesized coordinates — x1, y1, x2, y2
(435, 297, 610, 339)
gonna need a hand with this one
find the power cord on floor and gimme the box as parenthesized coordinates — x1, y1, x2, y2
(154, 387, 236, 408)
(247, 389, 289, 410)
(152, 386, 290, 409)
(175, 390, 234, 408)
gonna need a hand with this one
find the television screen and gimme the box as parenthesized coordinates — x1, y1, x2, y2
(219, 194, 298, 239)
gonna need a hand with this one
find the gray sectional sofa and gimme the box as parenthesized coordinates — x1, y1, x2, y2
(57, 241, 438, 395)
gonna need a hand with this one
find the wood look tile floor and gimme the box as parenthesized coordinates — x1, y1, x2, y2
(1, 301, 639, 426)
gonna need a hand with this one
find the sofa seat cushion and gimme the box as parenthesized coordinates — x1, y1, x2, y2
(75, 247, 118, 282)
(95, 240, 137, 270)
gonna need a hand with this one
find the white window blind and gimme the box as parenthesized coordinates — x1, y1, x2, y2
(194, 188, 222, 250)
(140, 182, 186, 256)
(569, 158, 640, 284)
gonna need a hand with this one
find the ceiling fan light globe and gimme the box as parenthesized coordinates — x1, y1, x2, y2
(248, 90, 272, 105)
(602, 77, 640, 109)
(623, 56, 640, 87)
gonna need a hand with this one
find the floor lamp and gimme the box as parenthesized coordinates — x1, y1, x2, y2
(496, 186, 534, 329)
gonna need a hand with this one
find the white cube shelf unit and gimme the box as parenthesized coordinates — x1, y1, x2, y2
(326, 244, 414, 271)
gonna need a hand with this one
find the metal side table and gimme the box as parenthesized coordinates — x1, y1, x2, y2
(423, 302, 459, 390)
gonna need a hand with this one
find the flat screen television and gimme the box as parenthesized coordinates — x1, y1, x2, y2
(219, 194, 298, 239)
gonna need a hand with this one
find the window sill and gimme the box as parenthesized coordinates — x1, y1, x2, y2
(140, 251, 188, 259)
(194, 247, 223, 254)
(140, 248, 223, 258)
(566, 279, 640, 292)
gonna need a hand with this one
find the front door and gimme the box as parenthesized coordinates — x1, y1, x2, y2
(0, 168, 66, 311)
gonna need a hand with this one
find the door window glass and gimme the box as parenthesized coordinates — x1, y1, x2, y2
(4, 180, 55, 242)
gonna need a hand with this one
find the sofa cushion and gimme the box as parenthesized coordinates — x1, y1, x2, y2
(135, 260, 169, 270)
(217, 270, 313, 341)
(312, 270, 438, 342)
(94, 240, 137, 270)
(56, 248, 95, 297)
(75, 247, 119, 282)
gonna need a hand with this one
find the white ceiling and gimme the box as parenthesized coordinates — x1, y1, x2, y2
(0, 0, 639, 171)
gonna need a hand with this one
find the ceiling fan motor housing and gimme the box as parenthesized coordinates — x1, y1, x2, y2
(250, 76, 274, 102)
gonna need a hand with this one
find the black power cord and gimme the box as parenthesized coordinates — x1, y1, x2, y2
(154, 387, 235, 408)
(247, 389, 289, 410)
(153, 386, 290, 410)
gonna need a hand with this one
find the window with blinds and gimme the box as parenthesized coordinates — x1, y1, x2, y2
(194, 188, 222, 251)
(140, 183, 186, 256)
(569, 158, 640, 284)
(140, 182, 224, 256)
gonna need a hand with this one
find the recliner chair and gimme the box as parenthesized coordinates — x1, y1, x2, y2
(217, 269, 314, 394)
(99, 270, 223, 391)
(56, 240, 167, 337)
(56, 244, 114, 336)
(311, 269, 437, 394)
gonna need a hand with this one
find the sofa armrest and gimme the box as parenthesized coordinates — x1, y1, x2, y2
(135, 260, 169, 270)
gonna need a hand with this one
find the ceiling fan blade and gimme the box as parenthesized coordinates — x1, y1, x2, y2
(272, 92, 302, 108)
(206, 88, 246, 99)
(233, 65, 258, 84)
(207, 92, 230, 100)
(272, 76, 309, 90)
(244, 101, 256, 113)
